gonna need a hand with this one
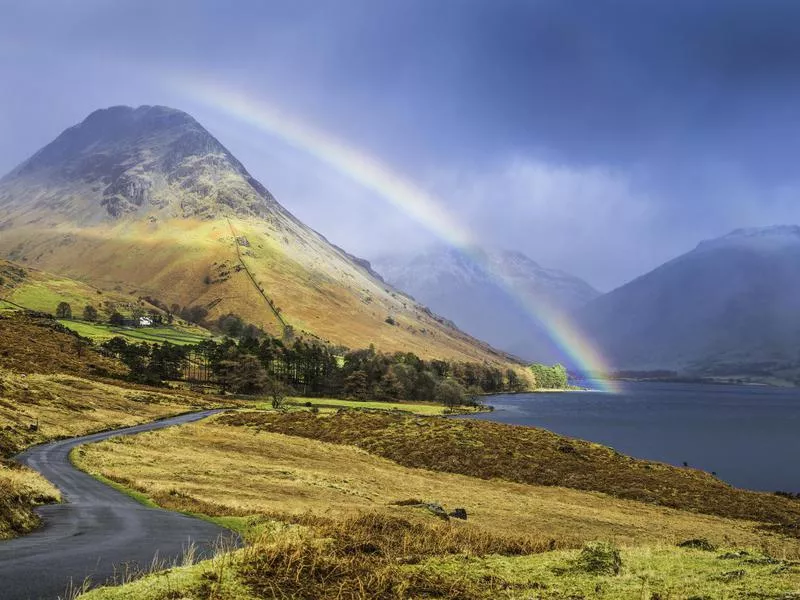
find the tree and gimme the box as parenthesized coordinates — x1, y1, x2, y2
(148, 343, 187, 381)
(434, 379, 466, 408)
(343, 370, 368, 400)
(109, 311, 125, 326)
(83, 305, 98, 322)
(218, 313, 245, 338)
(529, 363, 568, 390)
(266, 378, 289, 409)
(379, 369, 403, 400)
(55, 302, 72, 319)
(218, 354, 270, 395)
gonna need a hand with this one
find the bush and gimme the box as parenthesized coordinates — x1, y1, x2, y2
(574, 541, 622, 575)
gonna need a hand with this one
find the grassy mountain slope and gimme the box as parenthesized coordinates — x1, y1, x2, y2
(1, 258, 153, 320)
(0, 106, 520, 368)
(0, 259, 212, 345)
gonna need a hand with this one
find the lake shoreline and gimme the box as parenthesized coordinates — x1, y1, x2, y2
(465, 382, 800, 493)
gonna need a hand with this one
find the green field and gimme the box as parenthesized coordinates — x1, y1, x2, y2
(10, 278, 123, 316)
(0, 299, 17, 313)
(261, 396, 451, 415)
(58, 320, 212, 346)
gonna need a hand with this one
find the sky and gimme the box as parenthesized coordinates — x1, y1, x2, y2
(3, 0, 800, 290)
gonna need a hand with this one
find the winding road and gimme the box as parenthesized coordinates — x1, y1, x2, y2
(0, 410, 237, 600)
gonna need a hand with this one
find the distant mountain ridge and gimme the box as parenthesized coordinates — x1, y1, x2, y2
(373, 247, 600, 362)
(0, 105, 519, 368)
(579, 225, 800, 381)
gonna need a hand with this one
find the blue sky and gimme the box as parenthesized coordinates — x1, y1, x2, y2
(3, 0, 800, 290)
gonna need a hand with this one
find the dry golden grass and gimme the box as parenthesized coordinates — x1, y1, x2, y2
(220, 410, 800, 535)
(0, 311, 217, 458)
(0, 369, 207, 457)
(77, 522, 800, 600)
(0, 313, 127, 378)
(75, 418, 800, 555)
(0, 460, 60, 538)
(0, 218, 524, 372)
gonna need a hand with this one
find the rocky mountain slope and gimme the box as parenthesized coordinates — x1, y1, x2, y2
(0, 106, 516, 366)
(373, 247, 599, 362)
(579, 226, 800, 379)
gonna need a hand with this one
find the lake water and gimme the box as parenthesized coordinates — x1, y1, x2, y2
(462, 382, 799, 493)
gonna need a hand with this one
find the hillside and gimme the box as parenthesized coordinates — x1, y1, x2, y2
(373, 247, 599, 362)
(579, 226, 800, 380)
(0, 106, 516, 367)
(0, 312, 209, 538)
(73, 409, 800, 599)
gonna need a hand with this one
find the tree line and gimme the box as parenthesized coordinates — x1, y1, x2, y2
(99, 332, 532, 406)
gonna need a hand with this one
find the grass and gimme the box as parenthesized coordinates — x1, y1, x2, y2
(2, 260, 150, 322)
(58, 320, 211, 345)
(271, 396, 453, 416)
(0, 313, 127, 378)
(73, 418, 800, 553)
(0, 217, 525, 372)
(217, 410, 800, 535)
(415, 543, 800, 599)
(0, 313, 214, 457)
(71, 402, 800, 598)
(77, 513, 800, 600)
(0, 369, 210, 457)
(0, 460, 61, 539)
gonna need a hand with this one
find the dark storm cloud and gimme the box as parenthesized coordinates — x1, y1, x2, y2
(3, 0, 800, 288)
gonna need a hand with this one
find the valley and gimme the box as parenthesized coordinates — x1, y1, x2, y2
(1, 309, 799, 598)
(1, 104, 799, 600)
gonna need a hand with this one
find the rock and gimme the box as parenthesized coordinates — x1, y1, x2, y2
(677, 538, 716, 552)
(449, 508, 468, 520)
(716, 569, 746, 582)
(425, 503, 449, 520)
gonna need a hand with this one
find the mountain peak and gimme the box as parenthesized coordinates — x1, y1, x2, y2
(696, 225, 800, 253)
(724, 224, 800, 239)
(1, 105, 277, 222)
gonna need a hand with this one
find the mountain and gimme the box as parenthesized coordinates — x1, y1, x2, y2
(579, 226, 800, 379)
(372, 247, 600, 362)
(0, 105, 517, 366)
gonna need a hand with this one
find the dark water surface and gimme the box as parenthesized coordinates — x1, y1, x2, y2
(463, 382, 799, 493)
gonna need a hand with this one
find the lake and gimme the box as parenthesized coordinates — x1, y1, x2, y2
(462, 381, 799, 493)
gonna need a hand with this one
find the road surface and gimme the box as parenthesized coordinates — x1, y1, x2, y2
(0, 410, 237, 600)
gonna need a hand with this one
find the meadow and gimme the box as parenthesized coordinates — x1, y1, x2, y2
(275, 396, 459, 416)
(58, 320, 211, 345)
(73, 411, 800, 599)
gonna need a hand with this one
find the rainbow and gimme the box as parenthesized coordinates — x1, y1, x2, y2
(172, 80, 618, 392)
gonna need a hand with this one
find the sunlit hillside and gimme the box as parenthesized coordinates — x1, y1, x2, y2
(0, 106, 522, 369)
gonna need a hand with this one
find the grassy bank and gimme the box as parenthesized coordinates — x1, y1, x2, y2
(74, 416, 800, 553)
(77, 530, 800, 600)
(217, 411, 800, 535)
(0, 461, 61, 539)
(69, 409, 800, 598)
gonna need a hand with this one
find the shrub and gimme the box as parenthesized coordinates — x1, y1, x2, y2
(574, 541, 622, 575)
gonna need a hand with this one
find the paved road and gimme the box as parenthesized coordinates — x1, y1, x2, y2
(0, 410, 238, 600)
